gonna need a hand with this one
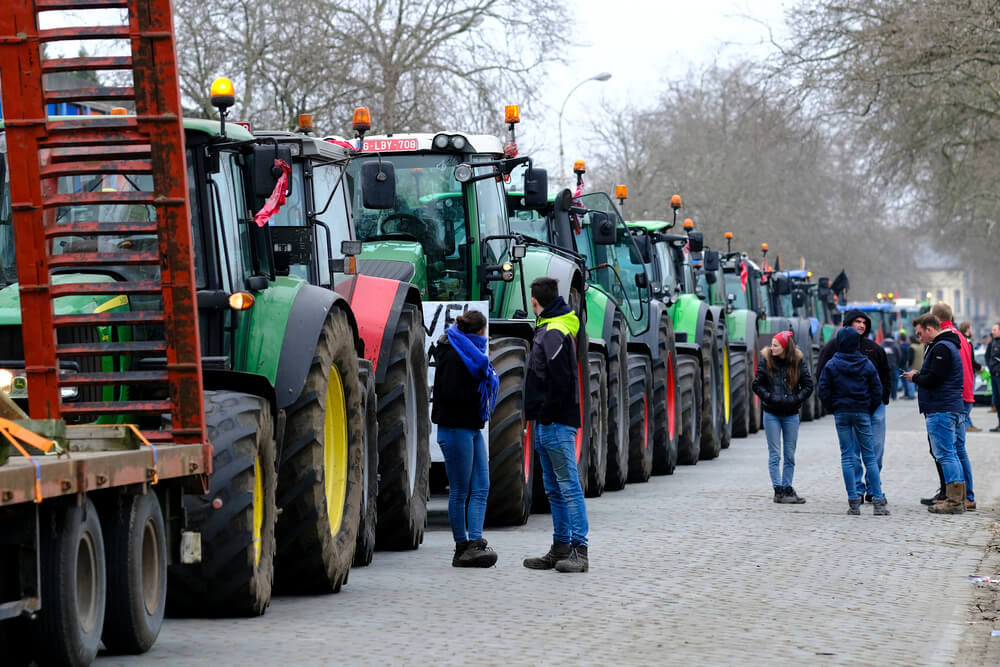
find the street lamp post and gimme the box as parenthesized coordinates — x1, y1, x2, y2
(559, 72, 611, 189)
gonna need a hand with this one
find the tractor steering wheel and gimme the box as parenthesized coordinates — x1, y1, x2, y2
(379, 213, 425, 237)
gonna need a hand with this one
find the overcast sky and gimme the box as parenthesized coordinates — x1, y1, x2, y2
(523, 0, 791, 187)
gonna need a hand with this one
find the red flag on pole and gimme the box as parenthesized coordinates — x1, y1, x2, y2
(253, 159, 292, 227)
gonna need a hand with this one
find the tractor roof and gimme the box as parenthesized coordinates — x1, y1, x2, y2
(628, 220, 675, 233)
(1, 116, 253, 142)
(254, 130, 351, 162)
(324, 132, 505, 156)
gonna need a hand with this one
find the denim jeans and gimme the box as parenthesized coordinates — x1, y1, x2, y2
(853, 403, 885, 496)
(437, 427, 489, 543)
(834, 412, 883, 499)
(900, 375, 916, 398)
(957, 404, 975, 501)
(535, 423, 589, 546)
(992, 376, 1000, 411)
(762, 411, 799, 487)
(925, 412, 965, 486)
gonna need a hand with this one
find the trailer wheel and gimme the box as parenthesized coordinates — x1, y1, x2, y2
(699, 320, 723, 460)
(586, 351, 608, 497)
(375, 304, 430, 549)
(626, 354, 654, 483)
(168, 392, 276, 616)
(604, 313, 630, 491)
(32, 497, 107, 666)
(748, 348, 762, 433)
(676, 354, 701, 465)
(729, 349, 750, 438)
(101, 491, 166, 654)
(652, 314, 680, 475)
(485, 337, 533, 525)
(354, 360, 379, 567)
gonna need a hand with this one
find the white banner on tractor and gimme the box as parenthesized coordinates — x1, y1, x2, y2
(424, 300, 490, 462)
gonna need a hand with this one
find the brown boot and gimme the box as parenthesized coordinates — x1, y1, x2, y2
(965, 499, 977, 511)
(928, 481, 966, 514)
(523, 542, 572, 570)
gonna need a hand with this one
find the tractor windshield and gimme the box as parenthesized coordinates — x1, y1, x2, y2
(724, 272, 748, 309)
(347, 154, 471, 299)
(0, 143, 14, 287)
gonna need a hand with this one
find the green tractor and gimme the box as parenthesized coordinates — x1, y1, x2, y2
(0, 111, 383, 616)
(334, 114, 589, 525)
(772, 269, 824, 421)
(510, 186, 676, 491)
(251, 128, 431, 554)
(628, 210, 728, 463)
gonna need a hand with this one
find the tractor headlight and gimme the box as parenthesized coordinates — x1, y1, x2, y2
(432, 134, 450, 150)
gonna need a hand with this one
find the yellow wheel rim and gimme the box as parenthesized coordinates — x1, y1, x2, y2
(722, 348, 731, 423)
(324, 364, 349, 536)
(252, 457, 263, 567)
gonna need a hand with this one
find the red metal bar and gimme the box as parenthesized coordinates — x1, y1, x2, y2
(37, 0, 130, 8)
(62, 400, 172, 415)
(58, 371, 169, 385)
(56, 340, 167, 356)
(54, 312, 165, 327)
(41, 56, 132, 73)
(40, 159, 152, 178)
(45, 86, 136, 104)
(50, 280, 162, 295)
(48, 251, 160, 268)
(46, 221, 159, 237)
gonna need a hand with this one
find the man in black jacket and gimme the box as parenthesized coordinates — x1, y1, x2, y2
(988, 323, 1000, 431)
(816, 309, 891, 501)
(522, 277, 589, 573)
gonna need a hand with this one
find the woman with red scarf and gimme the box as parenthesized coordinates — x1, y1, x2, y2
(752, 331, 814, 504)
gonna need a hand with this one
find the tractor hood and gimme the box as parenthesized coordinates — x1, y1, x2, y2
(358, 240, 428, 296)
(0, 274, 123, 325)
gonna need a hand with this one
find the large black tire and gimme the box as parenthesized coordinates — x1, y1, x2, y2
(626, 354, 654, 483)
(675, 354, 701, 465)
(586, 350, 608, 497)
(652, 314, 680, 475)
(375, 304, 430, 549)
(748, 347, 763, 434)
(604, 313, 629, 491)
(485, 336, 534, 525)
(354, 359, 378, 567)
(168, 391, 276, 617)
(699, 320, 723, 460)
(32, 498, 107, 666)
(716, 323, 733, 450)
(729, 348, 750, 438)
(275, 308, 364, 591)
(101, 491, 167, 654)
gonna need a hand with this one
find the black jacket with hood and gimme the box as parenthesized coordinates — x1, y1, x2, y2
(431, 334, 487, 430)
(524, 297, 580, 427)
(987, 336, 1000, 377)
(818, 327, 883, 414)
(913, 328, 965, 415)
(752, 346, 814, 417)
(816, 309, 891, 405)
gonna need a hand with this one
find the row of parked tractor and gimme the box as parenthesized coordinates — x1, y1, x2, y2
(0, 56, 853, 664)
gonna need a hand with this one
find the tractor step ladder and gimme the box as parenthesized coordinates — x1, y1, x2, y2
(0, 0, 207, 446)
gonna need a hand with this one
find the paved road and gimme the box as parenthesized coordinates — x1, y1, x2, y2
(107, 401, 1000, 666)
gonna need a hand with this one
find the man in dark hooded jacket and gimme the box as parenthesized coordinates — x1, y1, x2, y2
(818, 328, 887, 515)
(816, 309, 891, 502)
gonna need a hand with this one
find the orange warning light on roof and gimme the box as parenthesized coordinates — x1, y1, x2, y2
(352, 107, 372, 132)
(210, 77, 235, 109)
(573, 160, 586, 174)
(616, 185, 628, 200)
(298, 114, 313, 130)
(725, 232, 733, 240)
(670, 194, 682, 209)
(505, 105, 520, 124)
(683, 218, 694, 230)
(761, 243, 769, 252)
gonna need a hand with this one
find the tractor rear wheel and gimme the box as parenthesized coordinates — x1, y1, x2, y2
(586, 351, 608, 496)
(101, 491, 167, 654)
(699, 321, 723, 460)
(729, 348, 750, 438)
(375, 304, 430, 549)
(354, 360, 378, 567)
(485, 337, 533, 526)
(275, 308, 363, 591)
(604, 313, 629, 491)
(675, 354, 701, 465)
(168, 391, 276, 617)
(652, 314, 680, 475)
(748, 348, 762, 434)
(626, 354, 654, 483)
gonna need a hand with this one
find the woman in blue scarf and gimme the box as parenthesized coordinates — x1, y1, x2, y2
(431, 309, 500, 567)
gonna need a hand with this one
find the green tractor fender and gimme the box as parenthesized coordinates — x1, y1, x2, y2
(669, 295, 709, 351)
(583, 287, 614, 354)
(246, 282, 360, 411)
(725, 309, 757, 351)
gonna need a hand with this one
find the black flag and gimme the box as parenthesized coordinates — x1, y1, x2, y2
(831, 270, 850, 298)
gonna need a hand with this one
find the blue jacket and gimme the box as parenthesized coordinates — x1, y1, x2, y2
(914, 329, 965, 414)
(818, 328, 882, 414)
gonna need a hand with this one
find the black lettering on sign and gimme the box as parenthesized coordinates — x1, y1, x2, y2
(425, 304, 444, 336)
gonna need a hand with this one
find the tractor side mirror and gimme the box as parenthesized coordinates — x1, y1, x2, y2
(253, 144, 294, 198)
(511, 244, 527, 260)
(634, 272, 648, 289)
(591, 212, 616, 245)
(704, 249, 720, 271)
(361, 161, 396, 210)
(706, 270, 717, 285)
(792, 290, 807, 308)
(687, 231, 704, 253)
(523, 167, 548, 209)
(774, 275, 791, 295)
(633, 234, 653, 264)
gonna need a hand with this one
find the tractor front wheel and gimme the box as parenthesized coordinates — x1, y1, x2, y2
(626, 354, 654, 483)
(485, 337, 533, 526)
(586, 351, 608, 496)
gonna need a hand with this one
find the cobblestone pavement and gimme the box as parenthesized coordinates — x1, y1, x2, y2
(107, 401, 1000, 666)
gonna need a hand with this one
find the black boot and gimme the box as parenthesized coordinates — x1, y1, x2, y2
(523, 542, 572, 570)
(773, 486, 785, 503)
(456, 538, 498, 568)
(920, 488, 945, 506)
(452, 541, 472, 567)
(779, 486, 806, 504)
(554, 544, 589, 573)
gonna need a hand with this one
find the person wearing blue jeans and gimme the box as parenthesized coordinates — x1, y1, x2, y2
(853, 403, 885, 500)
(522, 277, 589, 573)
(431, 310, 500, 567)
(752, 330, 813, 503)
(903, 313, 969, 513)
(819, 327, 887, 515)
